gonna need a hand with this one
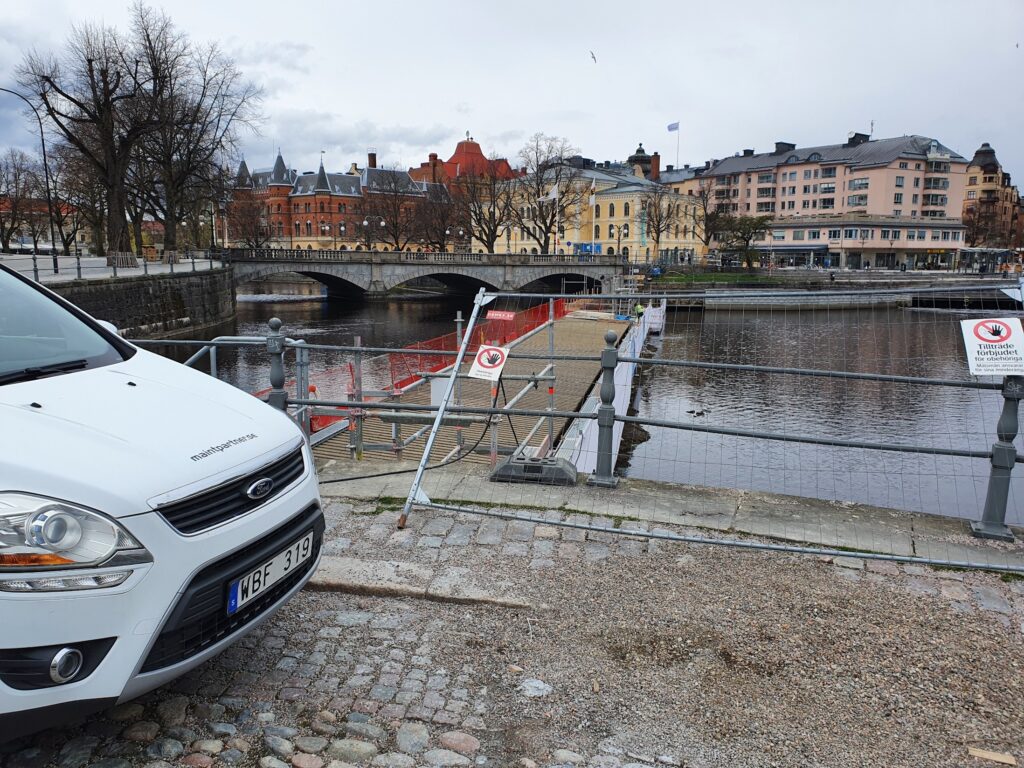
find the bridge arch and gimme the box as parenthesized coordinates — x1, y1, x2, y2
(382, 265, 505, 293)
(231, 263, 372, 297)
(515, 269, 607, 294)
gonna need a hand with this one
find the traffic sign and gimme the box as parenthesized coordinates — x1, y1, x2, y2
(468, 345, 509, 381)
(960, 317, 1024, 375)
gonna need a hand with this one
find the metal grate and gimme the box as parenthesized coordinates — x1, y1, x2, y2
(139, 504, 324, 673)
(157, 447, 306, 534)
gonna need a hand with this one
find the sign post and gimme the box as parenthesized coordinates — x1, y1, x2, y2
(468, 345, 509, 382)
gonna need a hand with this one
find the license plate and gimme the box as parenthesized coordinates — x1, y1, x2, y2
(227, 531, 314, 615)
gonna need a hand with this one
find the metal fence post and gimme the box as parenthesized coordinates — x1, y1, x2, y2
(351, 336, 364, 460)
(547, 298, 556, 452)
(111, 254, 118, 278)
(265, 317, 288, 411)
(169, 253, 175, 274)
(75, 252, 82, 279)
(142, 254, 148, 275)
(295, 343, 310, 436)
(191, 251, 196, 272)
(587, 329, 620, 488)
(454, 310, 464, 454)
(31, 253, 39, 282)
(972, 375, 1021, 541)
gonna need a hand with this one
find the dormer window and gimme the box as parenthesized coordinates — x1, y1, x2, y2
(808, 153, 821, 161)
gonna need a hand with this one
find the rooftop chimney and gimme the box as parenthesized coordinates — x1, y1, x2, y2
(429, 152, 438, 161)
(650, 152, 660, 181)
(666, 164, 674, 172)
(743, 148, 755, 157)
(773, 141, 796, 154)
(367, 149, 377, 169)
(684, 164, 690, 170)
(844, 132, 870, 148)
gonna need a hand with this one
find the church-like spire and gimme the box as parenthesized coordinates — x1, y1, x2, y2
(314, 159, 330, 192)
(269, 151, 289, 185)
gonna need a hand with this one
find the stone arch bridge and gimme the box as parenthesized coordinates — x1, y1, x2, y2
(227, 249, 620, 297)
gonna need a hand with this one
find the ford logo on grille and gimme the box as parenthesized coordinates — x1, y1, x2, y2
(246, 477, 275, 500)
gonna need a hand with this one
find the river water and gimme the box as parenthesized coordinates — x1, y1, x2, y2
(201, 281, 1021, 524)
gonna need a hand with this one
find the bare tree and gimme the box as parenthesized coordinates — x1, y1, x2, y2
(719, 214, 773, 269)
(639, 183, 682, 260)
(690, 176, 727, 250)
(364, 165, 423, 251)
(452, 157, 516, 253)
(963, 202, 1001, 247)
(416, 183, 460, 251)
(135, 6, 261, 252)
(510, 133, 585, 253)
(48, 143, 88, 255)
(22, 160, 51, 251)
(19, 11, 167, 253)
(0, 148, 33, 251)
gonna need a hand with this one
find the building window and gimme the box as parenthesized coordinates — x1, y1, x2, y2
(923, 194, 948, 206)
(792, 230, 805, 240)
(276, 204, 281, 213)
(319, 202, 324, 213)
(967, 190, 977, 199)
(608, 224, 614, 238)
(847, 194, 868, 207)
(757, 172, 775, 184)
(893, 209, 902, 216)
(624, 202, 630, 216)
(941, 231, 951, 241)
(756, 202, 776, 213)
(305, 220, 312, 236)
(828, 229, 841, 239)
(594, 225, 600, 238)
(907, 230, 916, 240)
(594, 204, 600, 218)
(802, 200, 810, 209)
(844, 228, 857, 238)
(894, 193, 903, 204)
(821, 167, 836, 178)
(773, 230, 785, 241)
(609, 202, 616, 217)
(623, 223, 630, 237)
(757, 188, 776, 198)
(892, 230, 900, 240)
(820, 182, 835, 194)
(786, 200, 795, 209)
(881, 229, 890, 239)
(820, 198, 835, 209)
(899, 161, 908, 169)
(913, 177, 920, 187)
(808, 153, 821, 161)
(895, 176, 904, 187)
(294, 221, 300, 235)
(931, 230, 940, 240)
(952, 231, 961, 241)
(802, 185, 811, 194)
(808, 230, 820, 240)
(969, 176, 977, 185)
(803, 170, 812, 179)
(788, 171, 797, 181)
(849, 178, 869, 191)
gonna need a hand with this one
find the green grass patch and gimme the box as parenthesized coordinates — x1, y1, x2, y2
(1000, 571, 1024, 583)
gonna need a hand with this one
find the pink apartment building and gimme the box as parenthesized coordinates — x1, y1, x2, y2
(702, 133, 968, 269)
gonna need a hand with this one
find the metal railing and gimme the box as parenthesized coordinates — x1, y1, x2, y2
(1, 249, 225, 283)
(225, 247, 617, 267)
(132, 282, 1024, 570)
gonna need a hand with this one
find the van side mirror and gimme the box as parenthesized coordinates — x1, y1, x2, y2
(96, 320, 121, 337)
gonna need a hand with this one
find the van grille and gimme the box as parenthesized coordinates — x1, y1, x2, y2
(139, 504, 323, 673)
(158, 447, 305, 534)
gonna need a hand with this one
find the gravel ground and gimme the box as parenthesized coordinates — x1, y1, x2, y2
(3, 500, 1022, 768)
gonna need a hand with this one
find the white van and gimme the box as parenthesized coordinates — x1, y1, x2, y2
(0, 264, 323, 740)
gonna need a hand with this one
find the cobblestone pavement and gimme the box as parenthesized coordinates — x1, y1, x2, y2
(3, 499, 1024, 768)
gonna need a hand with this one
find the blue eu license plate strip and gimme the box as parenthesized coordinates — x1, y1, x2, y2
(227, 530, 314, 615)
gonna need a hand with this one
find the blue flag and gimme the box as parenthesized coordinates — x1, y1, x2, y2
(667, 122, 679, 132)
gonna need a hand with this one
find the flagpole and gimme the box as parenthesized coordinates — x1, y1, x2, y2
(676, 128, 680, 169)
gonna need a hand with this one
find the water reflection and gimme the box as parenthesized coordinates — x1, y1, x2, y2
(623, 307, 1021, 523)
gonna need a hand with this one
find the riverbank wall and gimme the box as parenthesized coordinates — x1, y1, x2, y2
(50, 268, 236, 339)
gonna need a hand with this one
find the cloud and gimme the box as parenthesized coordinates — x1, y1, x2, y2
(227, 40, 312, 74)
(243, 111, 458, 170)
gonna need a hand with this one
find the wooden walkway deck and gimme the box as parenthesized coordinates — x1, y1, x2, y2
(311, 312, 629, 468)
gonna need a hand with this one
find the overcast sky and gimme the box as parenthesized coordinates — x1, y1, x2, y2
(2, 0, 1023, 177)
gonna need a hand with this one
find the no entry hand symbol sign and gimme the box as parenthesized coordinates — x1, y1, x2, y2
(468, 345, 509, 381)
(960, 317, 1024, 375)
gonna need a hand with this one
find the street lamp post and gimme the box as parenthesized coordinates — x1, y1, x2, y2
(0, 87, 58, 273)
(319, 220, 330, 250)
(445, 226, 465, 254)
(338, 222, 346, 250)
(361, 216, 386, 250)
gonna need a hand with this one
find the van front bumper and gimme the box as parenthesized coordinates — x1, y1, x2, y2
(0, 471, 323, 742)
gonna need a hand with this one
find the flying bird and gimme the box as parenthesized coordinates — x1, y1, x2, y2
(590, 50, 597, 63)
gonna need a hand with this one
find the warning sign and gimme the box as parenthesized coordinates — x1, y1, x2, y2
(487, 310, 516, 321)
(960, 317, 1024, 375)
(467, 345, 509, 382)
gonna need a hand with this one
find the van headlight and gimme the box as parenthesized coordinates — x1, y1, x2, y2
(0, 493, 149, 573)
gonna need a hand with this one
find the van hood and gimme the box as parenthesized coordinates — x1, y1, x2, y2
(0, 349, 303, 518)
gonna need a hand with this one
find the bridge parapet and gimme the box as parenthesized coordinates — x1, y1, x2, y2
(228, 248, 620, 268)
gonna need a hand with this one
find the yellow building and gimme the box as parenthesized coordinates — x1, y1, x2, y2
(963, 142, 1021, 248)
(505, 148, 704, 264)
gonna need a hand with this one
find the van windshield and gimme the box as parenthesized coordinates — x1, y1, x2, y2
(0, 267, 127, 384)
